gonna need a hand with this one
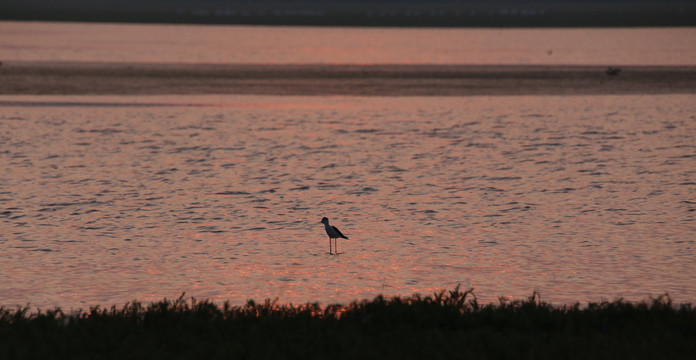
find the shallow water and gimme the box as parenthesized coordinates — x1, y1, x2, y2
(2, 22, 695, 307)
(1, 94, 695, 308)
(1, 22, 695, 65)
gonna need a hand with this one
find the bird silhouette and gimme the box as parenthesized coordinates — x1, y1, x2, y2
(321, 217, 348, 255)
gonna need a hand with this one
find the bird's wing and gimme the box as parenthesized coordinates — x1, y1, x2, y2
(332, 226, 348, 239)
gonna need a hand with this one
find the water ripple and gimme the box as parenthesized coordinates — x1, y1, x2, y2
(1, 94, 695, 308)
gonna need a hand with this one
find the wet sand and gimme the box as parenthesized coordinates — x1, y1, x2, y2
(2, 61, 695, 96)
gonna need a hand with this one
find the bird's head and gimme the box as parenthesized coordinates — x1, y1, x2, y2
(320, 217, 329, 224)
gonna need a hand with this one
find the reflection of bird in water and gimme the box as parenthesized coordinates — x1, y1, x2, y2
(321, 217, 348, 255)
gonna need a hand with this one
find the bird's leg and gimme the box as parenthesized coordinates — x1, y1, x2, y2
(335, 239, 339, 255)
(329, 237, 333, 254)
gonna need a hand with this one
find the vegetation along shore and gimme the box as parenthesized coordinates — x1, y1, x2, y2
(2, 287, 695, 359)
(2, 0, 695, 27)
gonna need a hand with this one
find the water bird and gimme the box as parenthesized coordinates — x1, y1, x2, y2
(321, 217, 348, 255)
(606, 67, 621, 75)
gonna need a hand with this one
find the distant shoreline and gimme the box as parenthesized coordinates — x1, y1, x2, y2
(2, 61, 696, 96)
(2, 0, 695, 27)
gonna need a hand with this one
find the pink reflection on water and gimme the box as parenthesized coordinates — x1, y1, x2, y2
(1, 94, 695, 309)
(2, 22, 696, 65)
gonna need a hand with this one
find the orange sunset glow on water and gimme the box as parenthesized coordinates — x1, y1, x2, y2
(1, 22, 695, 310)
(2, 93, 694, 308)
(2, 22, 696, 66)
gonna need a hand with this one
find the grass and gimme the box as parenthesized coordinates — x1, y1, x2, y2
(1, 286, 695, 359)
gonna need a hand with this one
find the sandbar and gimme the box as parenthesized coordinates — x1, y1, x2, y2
(1, 61, 695, 96)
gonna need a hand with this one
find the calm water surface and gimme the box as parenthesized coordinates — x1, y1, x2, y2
(1, 22, 695, 308)
(1, 21, 695, 65)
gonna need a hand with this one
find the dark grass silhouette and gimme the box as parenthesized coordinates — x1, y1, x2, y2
(2, 286, 695, 359)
